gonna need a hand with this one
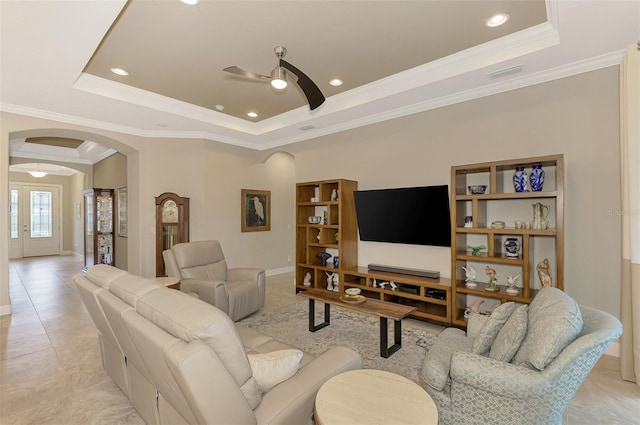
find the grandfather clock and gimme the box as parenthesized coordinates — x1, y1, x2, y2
(155, 192, 189, 277)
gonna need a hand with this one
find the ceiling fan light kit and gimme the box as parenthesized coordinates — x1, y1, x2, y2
(223, 45, 325, 111)
(270, 66, 287, 90)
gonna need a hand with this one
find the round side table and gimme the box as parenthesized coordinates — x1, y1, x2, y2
(314, 369, 438, 425)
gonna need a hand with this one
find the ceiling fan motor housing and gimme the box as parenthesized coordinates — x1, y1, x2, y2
(223, 45, 325, 110)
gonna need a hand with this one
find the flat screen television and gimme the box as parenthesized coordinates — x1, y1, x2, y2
(353, 185, 451, 247)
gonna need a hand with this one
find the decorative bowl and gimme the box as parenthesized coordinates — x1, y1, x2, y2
(308, 216, 322, 224)
(345, 288, 361, 296)
(468, 185, 488, 195)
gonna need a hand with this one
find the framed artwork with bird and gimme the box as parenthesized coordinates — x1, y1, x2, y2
(241, 189, 271, 232)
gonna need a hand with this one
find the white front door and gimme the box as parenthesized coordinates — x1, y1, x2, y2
(10, 183, 61, 258)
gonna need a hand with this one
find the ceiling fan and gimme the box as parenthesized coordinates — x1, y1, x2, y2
(223, 46, 325, 110)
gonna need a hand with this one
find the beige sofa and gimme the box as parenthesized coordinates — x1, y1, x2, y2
(163, 240, 266, 321)
(74, 265, 361, 425)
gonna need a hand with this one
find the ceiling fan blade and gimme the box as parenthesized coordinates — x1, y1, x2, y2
(280, 59, 325, 110)
(223, 66, 271, 82)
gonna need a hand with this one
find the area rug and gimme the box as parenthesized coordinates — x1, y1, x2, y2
(238, 301, 439, 384)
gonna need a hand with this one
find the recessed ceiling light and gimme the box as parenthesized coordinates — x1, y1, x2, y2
(329, 78, 343, 87)
(486, 13, 509, 27)
(247, 112, 258, 118)
(180, 0, 199, 5)
(110, 67, 129, 76)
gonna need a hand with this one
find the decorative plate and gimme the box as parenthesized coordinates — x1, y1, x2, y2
(340, 295, 366, 304)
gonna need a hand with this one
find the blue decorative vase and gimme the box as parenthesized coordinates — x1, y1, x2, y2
(513, 166, 529, 192)
(504, 238, 520, 258)
(316, 252, 331, 266)
(529, 163, 545, 191)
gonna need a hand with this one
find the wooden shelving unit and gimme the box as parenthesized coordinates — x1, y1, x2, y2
(295, 178, 451, 326)
(450, 154, 564, 327)
(341, 267, 451, 325)
(83, 188, 115, 270)
(295, 179, 358, 292)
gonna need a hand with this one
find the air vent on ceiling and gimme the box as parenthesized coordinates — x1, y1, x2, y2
(488, 65, 523, 80)
(299, 125, 316, 131)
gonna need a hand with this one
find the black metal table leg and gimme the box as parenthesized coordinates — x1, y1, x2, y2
(309, 298, 330, 332)
(380, 317, 403, 358)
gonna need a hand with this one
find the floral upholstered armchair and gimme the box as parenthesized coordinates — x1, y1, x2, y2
(421, 288, 622, 425)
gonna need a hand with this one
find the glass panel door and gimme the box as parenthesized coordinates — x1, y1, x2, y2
(22, 185, 60, 257)
(30, 190, 52, 238)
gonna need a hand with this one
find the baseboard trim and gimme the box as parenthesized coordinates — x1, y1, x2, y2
(0, 304, 12, 317)
(266, 266, 294, 277)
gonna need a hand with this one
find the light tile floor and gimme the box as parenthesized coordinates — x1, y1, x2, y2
(1, 255, 638, 424)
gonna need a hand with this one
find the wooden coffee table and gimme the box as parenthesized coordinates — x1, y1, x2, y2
(297, 289, 416, 358)
(315, 369, 438, 425)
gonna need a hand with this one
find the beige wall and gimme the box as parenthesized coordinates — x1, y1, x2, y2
(1, 66, 622, 319)
(133, 138, 295, 275)
(93, 153, 128, 269)
(287, 66, 621, 317)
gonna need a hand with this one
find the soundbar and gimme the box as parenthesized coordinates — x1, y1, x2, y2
(367, 264, 440, 279)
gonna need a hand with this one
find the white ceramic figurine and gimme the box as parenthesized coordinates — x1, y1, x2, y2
(462, 265, 478, 288)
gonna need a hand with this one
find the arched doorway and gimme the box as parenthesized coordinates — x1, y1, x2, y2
(7, 127, 140, 273)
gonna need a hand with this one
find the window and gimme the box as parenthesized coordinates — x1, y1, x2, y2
(10, 189, 18, 239)
(30, 191, 52, 238)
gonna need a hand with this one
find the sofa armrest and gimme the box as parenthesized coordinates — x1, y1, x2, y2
(450, 351, 550, 398)
(180, 279, 229, 313)
(228, 268, 265, 283)
(253, 346, 362, 425)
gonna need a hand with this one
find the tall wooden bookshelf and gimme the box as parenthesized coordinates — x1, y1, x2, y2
(295, 179, 358, 292)
(450, 155, 564, 327)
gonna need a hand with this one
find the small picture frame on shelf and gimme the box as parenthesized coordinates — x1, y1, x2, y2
(241, 189, 271, 232)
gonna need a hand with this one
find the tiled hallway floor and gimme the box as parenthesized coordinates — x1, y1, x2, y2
(1, 255, 638, 424)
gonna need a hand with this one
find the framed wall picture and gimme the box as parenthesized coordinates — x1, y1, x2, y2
(241, 189, 270, 232)
(117, 186, 128, 237)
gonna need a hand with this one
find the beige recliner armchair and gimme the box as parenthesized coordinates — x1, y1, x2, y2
(163, 240, 266, 321)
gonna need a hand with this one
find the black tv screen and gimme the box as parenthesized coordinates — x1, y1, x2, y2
(353, 185, 451, 247)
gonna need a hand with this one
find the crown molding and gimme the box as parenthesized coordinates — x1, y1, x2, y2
(1, 49, 625, 152)
(257, 50, 625, 150)
(70, 17, 560, 137)
(73, 73, 255, 133)
(0, 102, 258, 149)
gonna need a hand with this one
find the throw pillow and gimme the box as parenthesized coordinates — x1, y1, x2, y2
(247, 349, 303, 393)
(466, 313, 490, 339)
(471, 302, 516, 355)
(512, 287, 583, 370)
(489, 304, 528, 362)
